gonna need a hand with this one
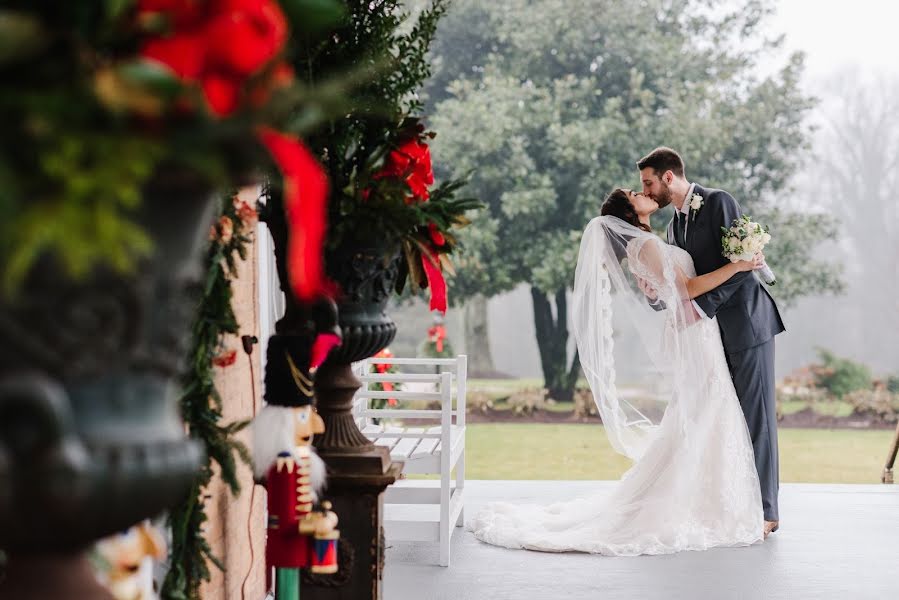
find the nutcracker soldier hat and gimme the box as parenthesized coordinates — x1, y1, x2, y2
(263, 334, 316, 408)
(264, 295, 342, 408)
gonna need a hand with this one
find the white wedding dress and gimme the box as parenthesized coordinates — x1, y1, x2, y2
(468, 216, 763, 556)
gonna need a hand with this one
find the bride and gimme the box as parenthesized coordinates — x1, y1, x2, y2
(468, 188, 767, 556)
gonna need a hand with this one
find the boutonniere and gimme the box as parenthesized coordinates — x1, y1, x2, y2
(689, 193, 703, 222)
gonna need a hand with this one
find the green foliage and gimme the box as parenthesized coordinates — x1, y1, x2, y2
(463, 422, 896, 483)
(424, 0, 844, 399)
(0, 130, 162, 290)
(755, 208, 845, 305)
(428, 0, 840, 303)
(291, 1, 482, 300)
(162, 194, 255, 600)
(814, 349, 873, 399)
(420, 326, 454, 358)
(0, 0, 340, 295)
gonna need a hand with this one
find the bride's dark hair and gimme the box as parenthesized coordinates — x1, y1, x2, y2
(601, 188, 651, 232)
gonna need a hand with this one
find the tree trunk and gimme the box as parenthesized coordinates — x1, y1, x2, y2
(531, 286, 580, 402)
(463, 293, 496, 376)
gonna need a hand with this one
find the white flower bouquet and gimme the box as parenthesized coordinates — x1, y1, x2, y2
(721, 215, 776, 285)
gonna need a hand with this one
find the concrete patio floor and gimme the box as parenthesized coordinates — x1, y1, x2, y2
(384, 481, 899, 600)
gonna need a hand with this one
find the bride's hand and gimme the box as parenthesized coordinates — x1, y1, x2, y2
(736, 253, 765, 272)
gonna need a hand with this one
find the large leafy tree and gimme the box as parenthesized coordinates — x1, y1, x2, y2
(425, 0, 843, 401)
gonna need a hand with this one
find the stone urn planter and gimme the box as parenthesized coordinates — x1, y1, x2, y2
(263, 190, 403, 599)
(0, 176, 212, 599)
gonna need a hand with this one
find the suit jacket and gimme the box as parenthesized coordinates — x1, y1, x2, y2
(667, 183, 785, 354)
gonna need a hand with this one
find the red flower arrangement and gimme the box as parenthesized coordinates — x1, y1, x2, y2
(427, 324, 446, 354)
(372, 347, 398, 407)
(358, 125, 479, 315)
(138, 0, 289, 117)
(133, 0, 335, 305)
(373, 138, 435, 204)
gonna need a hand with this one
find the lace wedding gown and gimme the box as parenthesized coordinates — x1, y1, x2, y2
(468, 217, 763, 556)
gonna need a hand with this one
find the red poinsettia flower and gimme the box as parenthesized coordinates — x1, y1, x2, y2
(374, 138, 434, 203)
(138, 0, 289, 117)
(140, 32, 206, 80)
(204, 0, 288, 77)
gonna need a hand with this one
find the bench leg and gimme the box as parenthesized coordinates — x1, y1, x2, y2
(439, 463, 451, 567)
(455, 453, 465, 527)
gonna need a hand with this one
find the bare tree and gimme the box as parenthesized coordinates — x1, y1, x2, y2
(816, 71, 899, 371)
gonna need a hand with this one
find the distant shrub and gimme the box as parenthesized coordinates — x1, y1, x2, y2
(813, 349, 872, 399)
(506, 388, 548, 415)
(573, 387, 598, 420)
(845, 389, 899, 424)
(466, 390, 494, 414)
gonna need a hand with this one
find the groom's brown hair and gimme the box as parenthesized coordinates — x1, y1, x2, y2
(637, 147, 685, 178)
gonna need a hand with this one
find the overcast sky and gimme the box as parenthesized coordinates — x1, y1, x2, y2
(769, 0, 897, 84)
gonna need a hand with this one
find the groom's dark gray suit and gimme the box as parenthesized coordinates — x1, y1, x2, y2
(669, 184, 785, 522)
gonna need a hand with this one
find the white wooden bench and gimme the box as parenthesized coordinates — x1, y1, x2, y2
(353, 355, 467, 566)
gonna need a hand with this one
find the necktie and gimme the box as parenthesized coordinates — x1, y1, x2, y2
(675, 211, 686, 247)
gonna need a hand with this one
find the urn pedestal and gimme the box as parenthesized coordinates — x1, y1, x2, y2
(0, 178, 210, 598)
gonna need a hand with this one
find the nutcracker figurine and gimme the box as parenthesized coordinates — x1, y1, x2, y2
(253, 334, 340, 600)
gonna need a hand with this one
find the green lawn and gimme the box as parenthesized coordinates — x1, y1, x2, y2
(461, 423, 894, 483)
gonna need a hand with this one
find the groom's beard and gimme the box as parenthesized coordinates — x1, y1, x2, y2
(653, 184, 673, 209)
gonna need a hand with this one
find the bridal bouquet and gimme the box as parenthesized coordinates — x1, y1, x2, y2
(721, 215, 776, 285)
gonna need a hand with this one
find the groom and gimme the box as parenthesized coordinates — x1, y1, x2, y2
(637, 147, 785, 537)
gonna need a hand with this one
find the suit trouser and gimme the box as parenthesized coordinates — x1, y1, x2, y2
(725, 338, 779, 522)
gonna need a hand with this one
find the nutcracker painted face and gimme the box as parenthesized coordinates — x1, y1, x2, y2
(293, 405, 325, 447)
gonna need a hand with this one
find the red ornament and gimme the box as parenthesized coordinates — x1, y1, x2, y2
(212, 348, 238, 367)
(372, 348, 397, 404)
(427, 324, 446, 353)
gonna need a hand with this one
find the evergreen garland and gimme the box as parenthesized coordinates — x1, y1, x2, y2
(162, 193, 257, 600)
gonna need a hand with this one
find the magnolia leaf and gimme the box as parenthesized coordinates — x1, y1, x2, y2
(94, 66, 168, 116)
(119, 59, 183, 96)
(410, 236, 441, 270)
(438, 253, 456, 277)
(403, 241, 425, 291)
(0, 11, 49, 65)
(105, 0, 136, 21)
